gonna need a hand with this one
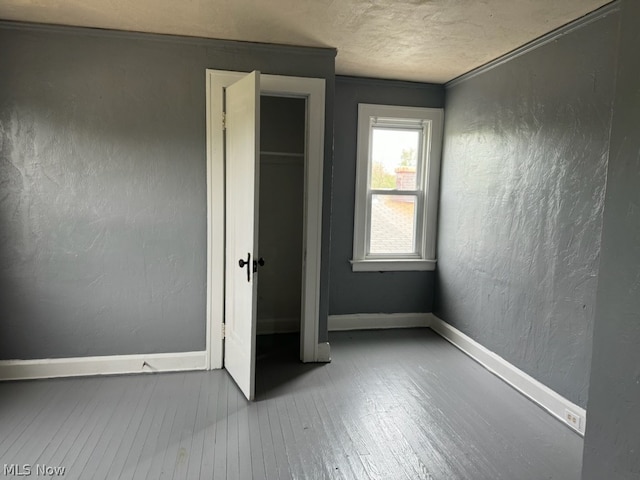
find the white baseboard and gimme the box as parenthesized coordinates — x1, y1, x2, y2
(257, 317, 300, 335)
(428, 314, 587, 435)
(0, 351, 208, 381)
(328, 313, 431, 331)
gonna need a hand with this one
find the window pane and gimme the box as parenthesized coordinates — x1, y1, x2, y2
(369, 194, 416, 254)
(370, 128, 421, 190)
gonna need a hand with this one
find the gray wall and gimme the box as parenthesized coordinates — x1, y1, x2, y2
(435, 9, 619, 408)
(0, 22, 335, 359)
(329, 76, 444, 315)
(582, 0, 640, 477)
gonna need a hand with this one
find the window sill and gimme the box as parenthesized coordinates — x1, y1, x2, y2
(350, 259, 437, 272)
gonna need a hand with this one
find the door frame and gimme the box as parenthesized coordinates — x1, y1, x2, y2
(205, 69, 326, 368)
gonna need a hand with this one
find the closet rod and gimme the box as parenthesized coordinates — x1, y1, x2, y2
(260, 151, 304, 158)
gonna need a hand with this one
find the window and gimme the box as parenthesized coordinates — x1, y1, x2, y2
(351, 104, 443, 271)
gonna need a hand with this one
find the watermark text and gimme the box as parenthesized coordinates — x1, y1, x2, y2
(3, 464, 66, 477)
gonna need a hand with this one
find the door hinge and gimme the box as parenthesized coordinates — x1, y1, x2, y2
(222, 112, 226, 130)
(222, 323, 226, 338)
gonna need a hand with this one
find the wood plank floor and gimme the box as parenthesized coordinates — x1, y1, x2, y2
(0, 329, 583, 479)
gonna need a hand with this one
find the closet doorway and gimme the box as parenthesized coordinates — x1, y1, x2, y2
(256, 95, 306, 336)
(206, 70, 326, 400)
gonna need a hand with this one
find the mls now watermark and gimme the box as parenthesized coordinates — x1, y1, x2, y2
(3, 464, 66, 476)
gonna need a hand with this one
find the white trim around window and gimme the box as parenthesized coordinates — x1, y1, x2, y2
(351, 104, 443, 272)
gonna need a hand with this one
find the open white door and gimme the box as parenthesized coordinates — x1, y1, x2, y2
(224, 71, 260, 400)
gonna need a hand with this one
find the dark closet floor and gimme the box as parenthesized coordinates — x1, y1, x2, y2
(0, 329, 582, 479)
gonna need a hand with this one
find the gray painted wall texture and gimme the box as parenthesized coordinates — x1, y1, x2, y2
(329, 76, 444, 315)
(435, 10, 619, 408)
(582, 0, 640, 477)
(0, 22, 335, 359)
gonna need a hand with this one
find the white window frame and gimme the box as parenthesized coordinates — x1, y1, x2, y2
(351, 104, 443, 272)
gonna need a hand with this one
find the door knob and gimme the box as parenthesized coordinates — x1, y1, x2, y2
(253, 257, 265, 273)
(238, 253, 251, 282)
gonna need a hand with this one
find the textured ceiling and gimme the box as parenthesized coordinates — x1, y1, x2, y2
(0, 0, 612, 83)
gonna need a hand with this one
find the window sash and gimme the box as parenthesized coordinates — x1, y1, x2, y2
(365, 121, 428, 259)
(368, 123, 427, 190)
(365, 192, 423, 257)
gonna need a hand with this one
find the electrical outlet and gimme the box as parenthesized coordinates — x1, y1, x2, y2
(564, 409, 583, 431)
